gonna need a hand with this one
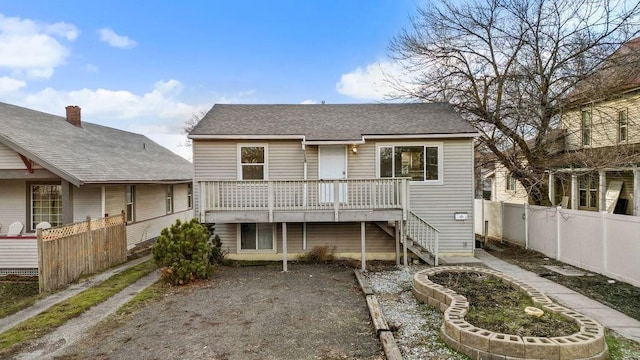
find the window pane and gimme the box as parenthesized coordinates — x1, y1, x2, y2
(579, 190, 587, 207)
(379, 147, 393, 178)
(31, 184, 62, 229)
(242, 165, 264, 180)
(589, 190, 597, 208)
(426, 147, 438, 180)
(257, 223, 273, 250)
(394, 146, 424, 181)
(241, 147, 264, 164)
(240, 224, 257, 250)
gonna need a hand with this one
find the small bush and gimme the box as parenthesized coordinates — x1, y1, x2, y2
(299, 246, 335, 264)
(153, 218, 214, 285)
(203, 223, 226, 265)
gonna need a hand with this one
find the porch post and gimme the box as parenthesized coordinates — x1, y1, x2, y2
(571, 174, 578, 210)
(599, 171, 606, 212)
(282, 222, 288, 272)
(634, 169, 640, 216)
(394, 221, 400, 265)
(548, 172, 555, 205)
(360, 222, 366, 271)
(61, 180, 73, 224)
(401, 221, 408, 267)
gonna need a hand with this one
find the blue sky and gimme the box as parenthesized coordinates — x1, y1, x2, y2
(0, 1, 420, 159)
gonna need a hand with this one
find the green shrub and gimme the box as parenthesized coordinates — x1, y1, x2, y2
(153, 218, 214, 285)
(204, 223, 226, 265)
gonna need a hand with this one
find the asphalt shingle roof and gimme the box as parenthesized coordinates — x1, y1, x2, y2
(190, 103, 477, 141)
(0, 102, 192, 186)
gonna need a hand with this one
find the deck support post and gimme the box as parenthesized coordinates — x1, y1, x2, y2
(394, 221, 400, 265)
(401, 220, 407, 267)
(360, 222, 366, 271)
(282, 222, 288, 272)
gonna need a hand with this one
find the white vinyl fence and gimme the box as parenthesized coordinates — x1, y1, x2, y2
(474, 199, 640, 287)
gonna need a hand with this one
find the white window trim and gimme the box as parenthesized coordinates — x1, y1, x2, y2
(165, 185, 173, 214)
(375, 142, 444, 185)
(237, 143, 269, 180)
(618, 109, 628, 143)
(236, 223, 277, 253)
(125, 185, 135, 223)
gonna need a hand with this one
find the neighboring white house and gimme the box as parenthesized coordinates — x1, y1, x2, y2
(189, 103, 479, 266)
(487, 162, 529, 204)
(0, 102, 194, 251)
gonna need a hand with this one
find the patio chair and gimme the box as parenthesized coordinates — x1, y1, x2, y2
(36, 221, 52, 230)
(7, 221, 23, 236)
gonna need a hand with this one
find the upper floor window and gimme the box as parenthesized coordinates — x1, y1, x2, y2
(166, 185, 173, 214)
(31, 184, 62, 231)
(619, 109, 628, 143)
(506, 173, 517, 191)
(378, 144, 442, 183)
(125, 185, 135, 222)
(581, 109, 591, 146)
(238, 144, 268, 180)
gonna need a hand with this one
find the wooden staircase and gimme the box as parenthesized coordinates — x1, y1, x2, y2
(376, 211, 440, 266)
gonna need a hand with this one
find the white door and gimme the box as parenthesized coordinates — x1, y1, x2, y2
(319, 146, 347, 203)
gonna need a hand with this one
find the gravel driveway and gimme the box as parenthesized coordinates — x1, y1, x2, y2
(56, 263, 384, 360)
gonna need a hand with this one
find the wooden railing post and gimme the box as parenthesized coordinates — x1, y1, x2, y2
(268, 182, 274, 222)
(334, 180, 340, 221)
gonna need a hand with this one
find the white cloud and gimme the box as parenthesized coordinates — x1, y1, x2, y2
(336, 60, 411, 101)
(0, 76, 26, 94)
(98, 28, 137, 49)
(0, 14, 77, 79)
(86, 64, 99, 73)
(300, 99, 317, 104)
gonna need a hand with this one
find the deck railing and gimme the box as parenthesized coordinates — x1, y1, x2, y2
(199, 178, 409, 216)
(407, 211, 440, 265)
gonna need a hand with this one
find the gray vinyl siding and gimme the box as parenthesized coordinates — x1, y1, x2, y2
(408, 139, 475, 255)
(136, 185, 169, 220)
(104, 185, 125, 218)
(172, 183, 191, 213)
(347, 142, 376, 178)
(0, 143, 24, 169)
(72, 186, 102, 222)
(0, 180, 26, 235)
(193, 140, 237, 218)
(213, 222, 395, 255)
(269, 141, 305, 179)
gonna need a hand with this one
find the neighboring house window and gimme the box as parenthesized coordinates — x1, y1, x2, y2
(31, 184, 62, 230)
(125, 185, 135, 223)
(506, 173, 517, 191)
(238, 144, 268, 180)
(187, 183, 193, 208)
(581, 109, 591, 146)
(578, 175, 598, 209)
(239, 223, 275, 251)
(378, 144, 442, 182)
(619, 109, 628, 143)
(166, 185, 173, 214)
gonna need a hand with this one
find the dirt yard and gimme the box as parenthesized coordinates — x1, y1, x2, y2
(55, 263, 384, 360)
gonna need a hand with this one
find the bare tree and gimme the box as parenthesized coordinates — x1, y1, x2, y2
(390, 0, 640, 205)
(182, 111, 208, 148)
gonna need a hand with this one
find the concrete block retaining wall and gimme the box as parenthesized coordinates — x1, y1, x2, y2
(413, 266, 608, 360)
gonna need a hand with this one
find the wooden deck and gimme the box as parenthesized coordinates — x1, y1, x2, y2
(199, 178, 409, 223)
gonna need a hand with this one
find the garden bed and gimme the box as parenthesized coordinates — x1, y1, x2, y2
(413, 266, 608, 360)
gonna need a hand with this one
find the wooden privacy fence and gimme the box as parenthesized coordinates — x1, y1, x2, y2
(37, 212, 128, 293)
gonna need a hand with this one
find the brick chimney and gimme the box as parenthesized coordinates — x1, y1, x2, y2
(65, 105, 81, 127)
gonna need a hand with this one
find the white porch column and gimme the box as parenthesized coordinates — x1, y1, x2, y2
(282, 222, 288, 272)
(571, 174, 579, 210)
(634, 169, 640, 216)
(360, 222, 366, 271)
(599, 171, 607, 212)
(548, 172, 555, 206)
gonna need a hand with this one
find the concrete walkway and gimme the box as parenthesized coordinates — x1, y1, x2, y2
(0, 254, 153, 335)
(475, 249, 640, 343)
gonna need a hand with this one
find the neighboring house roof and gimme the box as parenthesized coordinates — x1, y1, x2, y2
(566, 37, 640, 106)
(0, 102, 192, 186)
(189, 103, 477, 141)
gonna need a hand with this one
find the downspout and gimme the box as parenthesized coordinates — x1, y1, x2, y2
(302, 143, 307, 250)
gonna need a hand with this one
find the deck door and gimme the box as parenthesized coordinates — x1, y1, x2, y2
(318, 145, 347, 203)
